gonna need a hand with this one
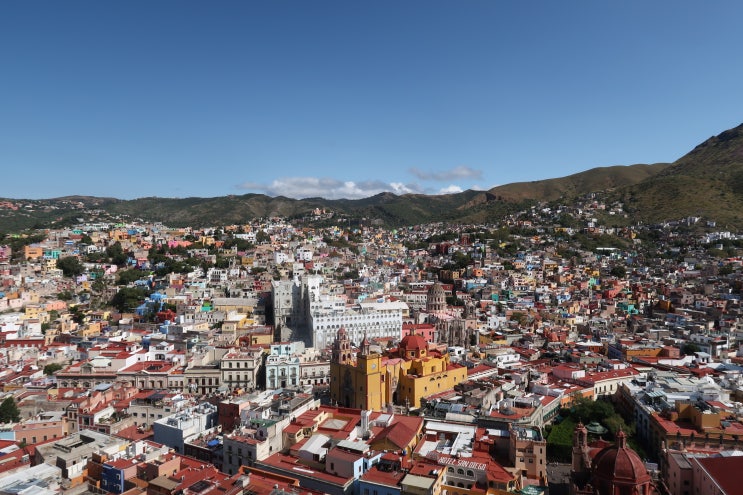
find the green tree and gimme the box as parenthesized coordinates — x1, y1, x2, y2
(43, 363, 64, 376)
(446, 296, 464, 306)
(609, 265, 627, 278)
(683, 342, 701, 355)
(215, 256, 230, 269)
(69, 305, 87, 324)
(604, 414, 635, 437)
(719, 264, 735, 276)
(572, 397, 615, 424)
(0, 397, 20, 423)
(110, 287, 149, 312)
(106, 241, 129, 266)
(117, 269, 144, 286)
(57, 256, 84, 278)
(510, 312, 527, 326)
(57, 290, 74, 301)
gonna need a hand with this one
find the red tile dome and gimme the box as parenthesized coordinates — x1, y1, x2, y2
(592, 430, 652, 489)
(400, 333, 427, 352)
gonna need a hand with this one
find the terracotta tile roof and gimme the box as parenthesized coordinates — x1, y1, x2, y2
(372, 421, 417, 450)
(359, 465, 406, 486)
(695, 456, 742, 494)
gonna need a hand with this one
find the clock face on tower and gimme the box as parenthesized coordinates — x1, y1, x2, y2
(371, 363, 377, 370)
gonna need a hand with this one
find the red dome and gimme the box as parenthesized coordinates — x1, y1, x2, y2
(592, 431, 651, 487)
(400, 333, 427, 350)
(400, 333, 427, 352)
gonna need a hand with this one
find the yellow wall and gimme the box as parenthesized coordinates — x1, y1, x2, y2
(81, 321, 103, 337)
(398, 356, 467, 409)
(330, 350, 467, 411)
(330, 352, 386, 410)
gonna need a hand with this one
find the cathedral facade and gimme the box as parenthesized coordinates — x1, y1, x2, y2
(423, 280, 479, 348)
(329, 326, 467, 411)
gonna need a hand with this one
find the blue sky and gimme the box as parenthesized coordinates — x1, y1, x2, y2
(1, 1, 742, 200)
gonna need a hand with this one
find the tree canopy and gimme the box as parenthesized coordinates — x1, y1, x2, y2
(57, 256, 84, 278)
(0, 397, 20, 423)
(110, 287, 150, 312)
(44, 363, 64, 376)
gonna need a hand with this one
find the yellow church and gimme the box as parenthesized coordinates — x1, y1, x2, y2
(329, 327, 467, 411)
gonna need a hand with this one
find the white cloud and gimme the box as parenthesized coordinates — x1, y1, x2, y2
(409, 165, 483, 182)
(438, 184, 464, 194)
(389, 182, 419, 195)
(237, 177, 423, 200)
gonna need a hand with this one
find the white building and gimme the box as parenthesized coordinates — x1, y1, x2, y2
(265, 341, 303, 389)
(299, 348, 330, 389)
(296, 247, 314, 262)
(152, 403, 218, 454)
(310, 299, 406, 350)
(274, 251, 292, 264)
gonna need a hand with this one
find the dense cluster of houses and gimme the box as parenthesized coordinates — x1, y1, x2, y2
(0, 205, 741, 494)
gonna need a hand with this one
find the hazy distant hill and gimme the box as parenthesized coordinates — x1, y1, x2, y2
(1, 122, 742, 231)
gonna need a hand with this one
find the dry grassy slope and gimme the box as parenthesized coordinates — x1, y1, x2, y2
(616, 123, 743, 226)
(487, 163, 671, 202)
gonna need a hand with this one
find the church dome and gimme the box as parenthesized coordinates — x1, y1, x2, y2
(592, 431, 651, 488)
(400, 332, 428, 359)
(427, 280, 446, 314)
(427, 281, 445, 299)
(400, 333, 427, 351)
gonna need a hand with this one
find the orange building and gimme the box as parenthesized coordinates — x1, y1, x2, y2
(23, 245, 44, 260)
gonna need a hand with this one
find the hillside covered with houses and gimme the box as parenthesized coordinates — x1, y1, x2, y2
(0, 203, 741, 495)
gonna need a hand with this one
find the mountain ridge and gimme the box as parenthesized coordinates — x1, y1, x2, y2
(1, 122, 742, 230)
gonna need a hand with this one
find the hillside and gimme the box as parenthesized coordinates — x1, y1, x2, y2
(487, 163, 671, 202)
(1, 122, 743, 231)
(614, 123, 743, 226)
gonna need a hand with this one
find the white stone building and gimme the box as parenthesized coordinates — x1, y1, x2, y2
(265, 341, 303, 389)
